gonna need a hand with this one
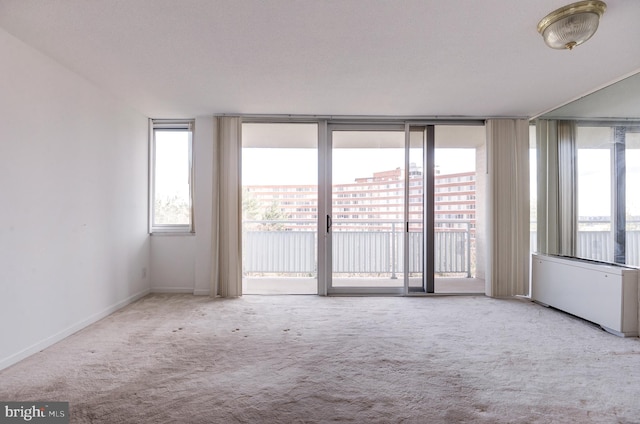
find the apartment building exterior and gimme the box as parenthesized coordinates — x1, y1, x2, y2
(243, 165, 476, 232)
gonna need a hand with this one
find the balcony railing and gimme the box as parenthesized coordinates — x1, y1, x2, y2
(243, 220, 472, 277)
(530, 220, 640, 266)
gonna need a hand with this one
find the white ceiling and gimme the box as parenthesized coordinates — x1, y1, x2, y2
(1, 0, 639, 119)
(540, 72, 640, 119)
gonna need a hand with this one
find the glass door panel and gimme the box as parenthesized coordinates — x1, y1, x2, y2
(576, 126, 613, 262)
(242, 123, 318, 294)
(407, 128, 427, 293)
(434, 125, 485, 294)
(330, 129, 405, 291)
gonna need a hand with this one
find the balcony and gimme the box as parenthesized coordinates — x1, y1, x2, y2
(243, 220, 483, 294)
(530, 220, 640, 266)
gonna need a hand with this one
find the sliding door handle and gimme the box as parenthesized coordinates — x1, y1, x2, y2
(327, 215, 332, 233)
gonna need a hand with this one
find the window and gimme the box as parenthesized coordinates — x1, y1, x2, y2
(151, 120, 194, 233)
(575, 124, 640, 265)
(576, 126, 612, 261)
(627, 130, 640, 266)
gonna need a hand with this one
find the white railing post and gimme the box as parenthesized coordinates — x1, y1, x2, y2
(243, 219, 478, 277)
(466, 222, 471, 278)
(390, 222, 397, 279)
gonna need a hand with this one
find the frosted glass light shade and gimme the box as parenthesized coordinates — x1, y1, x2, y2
(537, 1, 606, 50)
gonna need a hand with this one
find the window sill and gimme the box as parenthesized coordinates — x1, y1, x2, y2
(150, 231, 195, 236)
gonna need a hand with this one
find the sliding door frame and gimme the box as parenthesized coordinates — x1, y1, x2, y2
(324, 123, 406, 295)
(317, 120, 330, 296)
(242, 114, 485, 296)
(405, 125, 435, 295)
(318, 122, 437, 296)
(241, 116, 483, 297)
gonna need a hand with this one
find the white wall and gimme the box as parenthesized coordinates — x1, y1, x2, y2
(0, 28, 150, 370)
(149, 116, 214, 295)
(150, 235, 195, 292)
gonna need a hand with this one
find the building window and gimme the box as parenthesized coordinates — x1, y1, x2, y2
(151, 120, 194, 233)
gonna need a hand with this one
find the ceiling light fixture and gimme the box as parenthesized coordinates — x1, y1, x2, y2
(537, 1, 606, 50)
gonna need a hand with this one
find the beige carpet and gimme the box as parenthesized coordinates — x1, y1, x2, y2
(1, 294, 640, 423)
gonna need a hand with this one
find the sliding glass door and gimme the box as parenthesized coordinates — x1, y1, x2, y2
(433, 125, 485, 293)
(240, 120, 485, 296)
(242, 123, 318, 294)
(328, 126, 406, 293)
(325, 125, 436, 294)
(408, 126, 432, 293)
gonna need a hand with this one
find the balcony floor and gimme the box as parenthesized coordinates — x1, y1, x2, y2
(243, 277, 485, 295)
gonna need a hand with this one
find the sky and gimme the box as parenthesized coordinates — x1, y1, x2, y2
(576, 149, 640, 218)
(577, 149, 611, 217)
(155, 131, 190, 200)
(242, 148, 476, 186)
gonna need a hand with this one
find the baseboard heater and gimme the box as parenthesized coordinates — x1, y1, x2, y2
(531, 253, 639, 337)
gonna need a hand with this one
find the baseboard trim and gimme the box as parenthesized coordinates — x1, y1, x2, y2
(150, 288, 211, 296)
(0, 288, 151, 371)
(151, 288, 195, 294)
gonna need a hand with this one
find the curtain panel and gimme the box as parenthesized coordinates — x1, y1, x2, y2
(211, 116, 243, 297)
(556, 121, 577, 256)
(536, 119, 577, 257)
(536, 119, 559, 255)
(486, 119, 530, 297)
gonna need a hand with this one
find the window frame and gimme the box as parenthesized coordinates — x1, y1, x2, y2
(149, 119, 195, 234)
(575, 122, 640, 265)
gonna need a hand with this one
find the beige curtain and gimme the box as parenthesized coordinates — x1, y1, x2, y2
(536, 120, 559, 255)
(556, 121, 577, 256)
(486, 119, 530, 297)
(536, 119, 577, 256)
(211, 116, 243, 297)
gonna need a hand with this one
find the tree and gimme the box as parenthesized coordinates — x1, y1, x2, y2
(154, 195, 190, 225)
(242, 188, 261, 221)
(260, 201, 290, 230)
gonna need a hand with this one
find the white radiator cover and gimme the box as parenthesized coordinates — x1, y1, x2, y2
(532, 254, 639, 337)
